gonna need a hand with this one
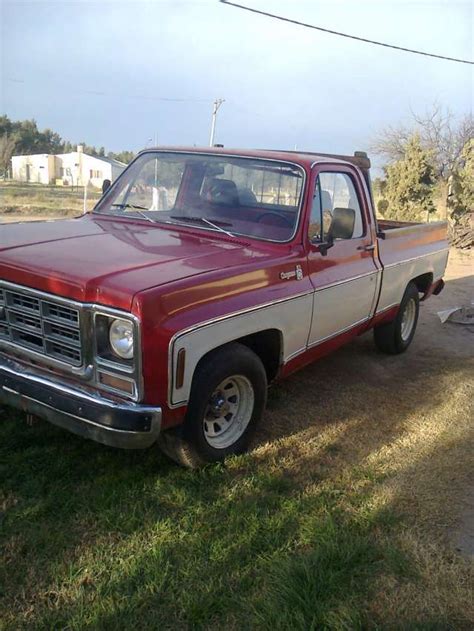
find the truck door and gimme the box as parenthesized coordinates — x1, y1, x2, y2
(306, 166, 380, 347)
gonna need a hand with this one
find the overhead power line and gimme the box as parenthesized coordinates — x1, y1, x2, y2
(220, 0, 473, 65)
(6, 78, 213, 102)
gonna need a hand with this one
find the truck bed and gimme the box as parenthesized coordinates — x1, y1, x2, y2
(377, 219, 447, 239)
(375, 219, 449, 314)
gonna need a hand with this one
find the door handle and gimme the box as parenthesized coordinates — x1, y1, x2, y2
(357, 244, 376, 251)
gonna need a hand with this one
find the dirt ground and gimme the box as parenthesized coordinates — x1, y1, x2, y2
(424, 249, 473, 557)
(415, 248, 473, 359)
(415, 249, 473, 556)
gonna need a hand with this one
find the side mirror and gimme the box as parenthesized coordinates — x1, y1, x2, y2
(311, 207, 356, 256)
(317, 234, 334, 256)
(102, 179, 111, 194)
(328, 207, 355, 240)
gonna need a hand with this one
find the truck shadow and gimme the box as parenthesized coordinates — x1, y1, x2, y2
(1, 274, 472, 627)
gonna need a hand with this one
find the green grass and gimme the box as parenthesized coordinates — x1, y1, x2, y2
(0, 418, 391, 630)
(1, 378, 472, 631)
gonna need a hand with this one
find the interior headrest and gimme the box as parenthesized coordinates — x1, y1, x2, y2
(207, 178, 239, 206)
(320, 190, 332, 211)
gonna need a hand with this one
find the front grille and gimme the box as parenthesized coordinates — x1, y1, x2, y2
(0, 286, 82, 366)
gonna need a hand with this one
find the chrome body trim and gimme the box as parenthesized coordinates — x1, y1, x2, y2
(0, 280, 85, 310)
(0, 279, 90, 374)
(382, 248, 450, 269)
(0, 354, 140, 410)
(376, 247, 449, 314)
(306, 316, 370, 350)
(167, 288, 314, 407)
(369, 266, 383, 317)
(11, 392, 156, 436)
(169, 289, 314, 346)
(314, 270, 379, 292)
(91, 307, 143, 402)
(310, 158, 347, 168)
(0, 281, 142, 402)
(283, 316, 372, 364)
(0, 354, 161, 449)
(375, 302, 400, 315)
(284, 347, 308, 362)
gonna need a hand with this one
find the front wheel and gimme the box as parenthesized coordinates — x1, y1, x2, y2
(158, 343, 267, 468)
(374, 282, 420, 354)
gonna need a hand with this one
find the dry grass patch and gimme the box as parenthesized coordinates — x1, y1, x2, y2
(0, 181, 100, 220)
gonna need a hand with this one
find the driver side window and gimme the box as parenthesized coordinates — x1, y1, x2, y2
(308, 179, 323, 240)
(308, 172, 364, 241)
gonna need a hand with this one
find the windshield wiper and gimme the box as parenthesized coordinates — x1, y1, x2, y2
(110, 203, 155, 223)
(169, 215, 235, 237)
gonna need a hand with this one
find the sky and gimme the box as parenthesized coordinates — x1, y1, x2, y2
(0, 0, 472, 162)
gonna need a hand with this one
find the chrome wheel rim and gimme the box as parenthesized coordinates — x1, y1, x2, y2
(203, 375, 254, 449)
(401, 298, 416, 342)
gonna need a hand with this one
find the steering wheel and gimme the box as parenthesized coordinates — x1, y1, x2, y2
(256, 211, 293, 228)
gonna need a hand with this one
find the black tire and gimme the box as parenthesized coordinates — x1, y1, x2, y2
(373, 282, 420, 354)
(158, 343, 267, 468)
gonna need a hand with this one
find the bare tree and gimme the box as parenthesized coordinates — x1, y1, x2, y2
(371, 104, 473, 180)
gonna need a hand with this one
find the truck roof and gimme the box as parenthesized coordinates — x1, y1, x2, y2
(139, 146, 371, 172)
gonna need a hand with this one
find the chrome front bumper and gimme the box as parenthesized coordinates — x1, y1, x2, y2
(0, 356, 161, 449)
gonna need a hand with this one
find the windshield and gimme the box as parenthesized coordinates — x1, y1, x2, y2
(94, 152, 305, 242)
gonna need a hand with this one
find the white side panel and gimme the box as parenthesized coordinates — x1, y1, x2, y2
(377, 249, 449, 312)
(170, 293, 313, 406)
(309, 272, 379, 345)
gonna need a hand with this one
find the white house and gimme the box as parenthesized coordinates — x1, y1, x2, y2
(11, 153, 56, 185)
(11, 145, 126, 188)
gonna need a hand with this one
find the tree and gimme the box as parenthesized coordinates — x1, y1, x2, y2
(0, 115, 14, 137)
(0, 115, 136, 172)
(0, 116, 64, 156)
(382, 135, 436, 222)
(108, 150, 135, 164)
(371, 104, 473, 181)
(0, 134, 17, 177)
(447, 139, 474, 224)
(41, 128, 63, 153)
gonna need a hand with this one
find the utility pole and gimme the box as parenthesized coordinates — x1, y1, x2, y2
(209, 98, 225, 146)
(146, 132, 158, 148)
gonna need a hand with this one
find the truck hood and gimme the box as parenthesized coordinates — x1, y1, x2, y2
(0, 215, 270, 310)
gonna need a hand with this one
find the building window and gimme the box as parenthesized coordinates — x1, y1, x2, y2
(89, 169, 102, 179)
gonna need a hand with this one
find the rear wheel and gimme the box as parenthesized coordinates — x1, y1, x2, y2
(158, 343, 267, 468)
(374, 282, 420, 354)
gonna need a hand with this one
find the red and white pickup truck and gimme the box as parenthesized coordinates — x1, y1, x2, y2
(0, 148, 449, 466)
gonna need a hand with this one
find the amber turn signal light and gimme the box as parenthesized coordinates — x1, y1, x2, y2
(98, 371, 135, 395)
